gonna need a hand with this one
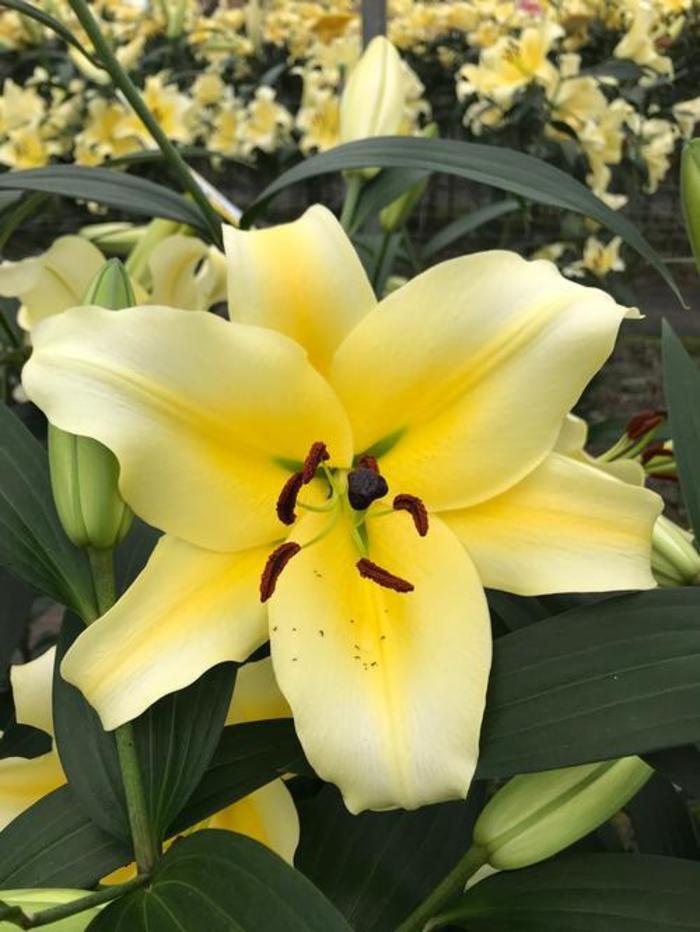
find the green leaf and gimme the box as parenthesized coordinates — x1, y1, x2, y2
(625, 775, 700, 859)
(242, 137, 682, 304)
(0, 722, 304, 889)
(0, 403, 96, 618)
(662, 320, 700, 539)
(0, 167, 208, 235)
(477, 588, 700, 778)
(422, 199, 521, 259)
(0, 567, 35, 675)
(53, 614, 237, 843)
(350, 167, 429, 233)
(0, 0, 102, 65)
(295, 784, 485, 932)
(87, 829, 352, 931)
(428, 854, 700, 930)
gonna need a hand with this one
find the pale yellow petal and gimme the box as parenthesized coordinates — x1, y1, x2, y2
(61, 536, 269, 730)
(224, 205, 376, 375)
(441, 452, 661, 595)
(0, 237, 105, 330)
(331, 251, 628, 512)
(149, 235, 225, 311)
(270, 510, 491, 813)
(340, 36, 405, 141)
(0, 752, 65, 830)
(227, 658, 291, 726)
(10, 647, 55, 737)
(209, 779, 299, 864)
(555, 414, 646, 485)
(23, 305, 353, 552)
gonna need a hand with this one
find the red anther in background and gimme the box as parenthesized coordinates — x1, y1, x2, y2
(356, 558, 414, 593)
(626, 410, 665, 440)
(393, 494, 429, 536)
(641, 441, 673, 465)
(260, 542, 301, 602)
(276, 472, 304, 525)
(302, 441, 330, 484)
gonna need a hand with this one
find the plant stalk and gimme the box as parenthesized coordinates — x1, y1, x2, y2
(87, 547, 160, 874)
(65, 0, 222, 246)
(396, 844, 487, 932)
(12, 875, 148, 928)
(339, 174, 363, 231)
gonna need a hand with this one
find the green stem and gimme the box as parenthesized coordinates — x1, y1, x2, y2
(372, 229, 392, 291)
(396, 845, 487, 932)
(18, 875, 148, 928)
(87, 548, 160, 874)
(65, 0, 222, 247)
(339, 174, 363, 232)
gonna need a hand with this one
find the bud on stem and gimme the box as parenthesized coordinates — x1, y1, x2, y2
(48, 260, 134, 551)
(473, 757, 652, 870)
(681, 140, 700, 274)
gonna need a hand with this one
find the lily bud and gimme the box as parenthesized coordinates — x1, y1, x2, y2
(651, 514, 700, 587)
(380, 123, 438, 233)
(473, 757, 652, 870)
(340, 36, 405, 144)
(681, 140, 700, 274)
(48, 260, 134, 551)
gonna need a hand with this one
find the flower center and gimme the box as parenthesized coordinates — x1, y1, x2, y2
(259, 441, 429, 602)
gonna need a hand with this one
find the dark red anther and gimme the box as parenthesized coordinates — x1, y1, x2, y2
(640, 441, 673, 466)
(358, 454, 379, 473)
(276, 471, 304, 525)
(260, 542, 301, 602)
(302, 441, 330, 484)
(356, 558, 414, 593)
(393, 494, 429, 537)
(626, 410, 665, 440)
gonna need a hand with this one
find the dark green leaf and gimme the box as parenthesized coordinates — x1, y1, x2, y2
(350, 167, 429, 233)
(0, 785, 131, 889)
(0, 0, 101, 64)
(114, 518, 160, 596)
(172, 720, 308, 833)
(0, 167, 208, 234)
(296, 784, 485, 932)
(428, 854, 700, 931)
(0, 567, 35, 677)
(422, 199, 521, 259)
(0, 723, 51, 760)
(662, 320, 700, 539)
(87, 829, 352, 931)
(625, 775, 700, 859)
(0, 403, 96, 618)
(243, 137, 682, 304)
(644, 745, 700, 798)
(53, 613, 237, 843)
(477, 589, 700, 778)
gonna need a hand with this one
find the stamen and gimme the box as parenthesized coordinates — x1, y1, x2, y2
(626, 410, 665, 440)
(276, 472, 304, 525)
(358, 454, 379, 473)
(260, 542, 301, 602)
(302, 441, 330, 484)
(356, 557, 414, 593)
(640, 441, 673, 465)
(347, 467, 389, 510)
(393, 494, 429, 536)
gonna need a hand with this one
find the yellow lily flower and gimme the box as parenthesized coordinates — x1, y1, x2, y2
(4, 650, 298, 866)
(24, 206, 661, 813)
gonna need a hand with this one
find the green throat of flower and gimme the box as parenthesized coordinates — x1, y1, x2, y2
(259, 441, 429, 602)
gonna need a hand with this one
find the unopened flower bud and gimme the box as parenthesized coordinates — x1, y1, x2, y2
(473, 757, 652, 870)
(652, 514, 700, 586)
(380, 123, 438, 233)
(681, 140, 700, 274)
(340, 36, 405, 145)
(48, 260, 134, 551)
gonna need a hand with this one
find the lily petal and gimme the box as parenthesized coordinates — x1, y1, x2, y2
(10, 647, 55, 737)
(23, 305, 353, 552)
(270, 510, 491, 813)
(61, 536, 269, 730)
(149, 234, 226, 311)
(224, 205, 376, 375)
(0, 753, 65, 830)
(331, 251, 628, 511)
(227, 658, 292, 726)
(555, 414, 646, 485)
(209, 779, 300, 864)
(441, 452, 661, 595)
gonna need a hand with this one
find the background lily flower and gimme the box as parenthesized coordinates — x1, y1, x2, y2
(24, 206, 661, 813)
(2, 650, 298, 865)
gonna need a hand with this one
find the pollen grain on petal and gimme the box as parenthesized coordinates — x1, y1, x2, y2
(393, 493, 429, 536)
(302, 441, 330, 484)
(260, 542, 302, 602)
(356, 557, 414, 593)
(276, 471, 304, 525)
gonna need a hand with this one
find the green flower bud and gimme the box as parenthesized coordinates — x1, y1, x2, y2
(651, 514, 700, 587)
(380, 123, 438, 234)
(681, 140, 700, 274)
(48, 260, 134, 551)
(473, 757, 652, 871)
